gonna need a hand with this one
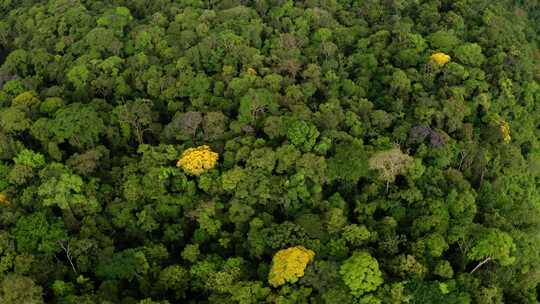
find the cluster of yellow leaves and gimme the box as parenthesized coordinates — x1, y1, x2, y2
(0, 193, 10, 207)
(247, 67, 257, 76)
(268, 246, 315, 287)
(499, 120, 511, 143)
(430, 52, 451, 66)
(176, 145, 219, 175)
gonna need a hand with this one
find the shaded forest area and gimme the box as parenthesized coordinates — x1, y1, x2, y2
(0, 0, 540, 303)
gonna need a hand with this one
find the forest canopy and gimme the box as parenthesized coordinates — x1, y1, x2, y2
(0, 0, 540, 303)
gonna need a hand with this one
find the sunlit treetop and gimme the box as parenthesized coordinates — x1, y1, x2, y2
(176, 145, 219, 176)
(0, 193, 9, 207)
(268, 246, 315, 287)
(340, 251, 384, 297)
(499, 120, 511, 143)
(430, 52, 451, 66)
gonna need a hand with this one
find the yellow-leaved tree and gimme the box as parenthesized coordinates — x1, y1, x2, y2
(176, 145, 219, 175)
(430, 52, 451, 66)
(268, 246, 315, 287)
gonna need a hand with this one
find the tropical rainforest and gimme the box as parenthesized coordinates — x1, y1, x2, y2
(0, 0, 539, 303)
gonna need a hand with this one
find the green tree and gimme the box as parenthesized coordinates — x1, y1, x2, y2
(340, 252, 384, 297)
(0, 274, 44, 304)
(14, 149, 45, 169)
(50, 103, 104, 148)
(287, 120, 320, 152)
(454, 43, 485, 67)
(468, 228, 516, 268)
(390, 69, 411, 96)
(328, 141, 369, 184)
(37, 170, 99, 215)
(155, 265, 189, 300)
(67, 65, 90, 90)
(0, 107, 30, 133)
(238, 88, 277, 126)
(13, 212, 67, 255)
(96, 249, 149, 281)
(113, 99, 153, 144)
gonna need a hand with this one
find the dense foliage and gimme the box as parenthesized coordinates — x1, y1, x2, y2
(0, 0, 539, 303)
(268, 246, 315, 287)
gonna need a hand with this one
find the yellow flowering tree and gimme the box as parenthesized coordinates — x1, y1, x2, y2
(176, 145, 219, 175)
(268, 246, 315, 287)
(430, 52, 451, 66)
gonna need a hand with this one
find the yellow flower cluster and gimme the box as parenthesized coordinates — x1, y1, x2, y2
(268, 246, 315, 287)
(499, 120, 511, 143)
(176, 145, 219, 175)
(430, 52, 451, 66)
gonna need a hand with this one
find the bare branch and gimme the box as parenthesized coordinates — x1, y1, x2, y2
(470, 256, 492, 274)
(58, 240, 78, 274)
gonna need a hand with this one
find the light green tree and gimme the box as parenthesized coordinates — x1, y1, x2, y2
(340, 252, 384, 297)
(287, 120, 320, 152)
(468, 228, 516, 270)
